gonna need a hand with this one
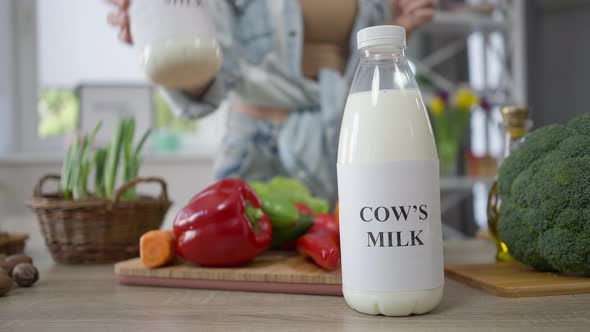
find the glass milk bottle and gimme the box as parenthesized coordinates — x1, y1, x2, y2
(337, 26, 444, 316)
(130, 0, 221, 89)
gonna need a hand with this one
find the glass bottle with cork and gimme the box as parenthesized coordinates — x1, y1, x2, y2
(487, 106, 529, 262)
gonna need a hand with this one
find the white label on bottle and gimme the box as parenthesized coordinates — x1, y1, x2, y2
(337, 160, 444, 292)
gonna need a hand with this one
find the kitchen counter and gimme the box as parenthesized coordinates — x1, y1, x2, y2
(1, 214, 589, 332)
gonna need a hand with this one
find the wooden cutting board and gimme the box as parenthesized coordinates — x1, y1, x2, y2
(115, 251, 343, 296)
(445, 262, 590, 297)
(116, 248, 590, 297)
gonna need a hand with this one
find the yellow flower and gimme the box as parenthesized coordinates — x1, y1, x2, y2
(429, 97, 445, 115)
(453, 88, 480, 111)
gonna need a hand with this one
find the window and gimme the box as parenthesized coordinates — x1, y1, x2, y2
(467, 30, 506, 229)
(8, 0, 224, 156)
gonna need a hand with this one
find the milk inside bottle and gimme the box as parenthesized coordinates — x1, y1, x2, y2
(130, 0, 221, 89)
(337, 25, 444, 316)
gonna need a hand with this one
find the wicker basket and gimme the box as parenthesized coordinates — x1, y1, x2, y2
(0, 232, 29, 255)
(27, 174, 172, 264)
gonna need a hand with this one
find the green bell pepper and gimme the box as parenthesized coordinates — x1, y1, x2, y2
(301, 196, 329, 215)
(258, 195, 299, 229)
(271, 213, 315, 249)
(250, 177, 329, 239)
(250, 181, 299, 229)
(266, 177, 329, 214)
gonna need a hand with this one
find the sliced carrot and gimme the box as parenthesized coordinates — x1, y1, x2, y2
(140, 230, 176, 268)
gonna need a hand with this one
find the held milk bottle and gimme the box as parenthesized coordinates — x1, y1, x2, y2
(337, 25, 444, 316)
(130, 0, 221, 89)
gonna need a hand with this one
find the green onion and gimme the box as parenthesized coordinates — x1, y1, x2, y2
(60, 139, 78, 200)
(60, 117, 149, 200)
(122, 117, 136, 184)
(103, 118, 126, 198)
(93, 147, 108, 198)
(72, 121, 102, 199)
(121, 120, 152, 200)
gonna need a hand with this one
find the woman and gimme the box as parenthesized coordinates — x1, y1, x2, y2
(108, 0, 437, 203)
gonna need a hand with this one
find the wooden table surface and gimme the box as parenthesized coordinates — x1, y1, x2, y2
(1, 214, 590, 332)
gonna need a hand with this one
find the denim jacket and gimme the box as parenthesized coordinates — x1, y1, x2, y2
(162, 0, 391, 203)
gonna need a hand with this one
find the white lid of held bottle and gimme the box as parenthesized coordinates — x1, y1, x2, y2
(356, 25, 406, 50)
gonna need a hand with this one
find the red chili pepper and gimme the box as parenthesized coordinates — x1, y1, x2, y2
(173, 178, 272, 267)
(295, 202, 315, 216)
(281, 205, 338, 251)
(276, 202, 315, 250)
(309, 213, 339, 236)
(296, 228, 340, 270)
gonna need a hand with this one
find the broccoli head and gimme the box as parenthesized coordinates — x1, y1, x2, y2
(498, 113, 590, 275)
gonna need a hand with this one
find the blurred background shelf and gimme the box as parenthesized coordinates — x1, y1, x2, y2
(426, 11, 508, 34)
(440, 176, 494, 191)
(408, 1, 527, 238)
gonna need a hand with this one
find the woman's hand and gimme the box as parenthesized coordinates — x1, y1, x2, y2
(391, 0, 437, 35)
(106, 0, 133, 44)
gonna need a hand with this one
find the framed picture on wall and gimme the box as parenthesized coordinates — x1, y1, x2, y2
(78, 84, 153, 145)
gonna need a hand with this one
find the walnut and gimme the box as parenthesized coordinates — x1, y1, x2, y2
(0, 270, 12, 296)
(11, 263, 38, 288)
(1, 254, 33, 275)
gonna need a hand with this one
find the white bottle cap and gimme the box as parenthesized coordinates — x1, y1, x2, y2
(356, 25, 406, 50)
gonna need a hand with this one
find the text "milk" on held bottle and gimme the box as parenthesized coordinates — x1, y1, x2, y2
(337, 25, 444, 316)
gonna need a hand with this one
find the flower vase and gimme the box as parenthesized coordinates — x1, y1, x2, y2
(437, 139, 460, 176)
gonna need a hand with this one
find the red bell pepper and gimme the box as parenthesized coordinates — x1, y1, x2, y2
(173, 178, 272, 267)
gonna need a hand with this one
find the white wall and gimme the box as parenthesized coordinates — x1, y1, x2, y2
(37, 0, 145, 87)
(0, 0, 16, 155)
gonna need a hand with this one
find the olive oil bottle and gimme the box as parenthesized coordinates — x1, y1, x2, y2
(487, 106, 529, 262)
